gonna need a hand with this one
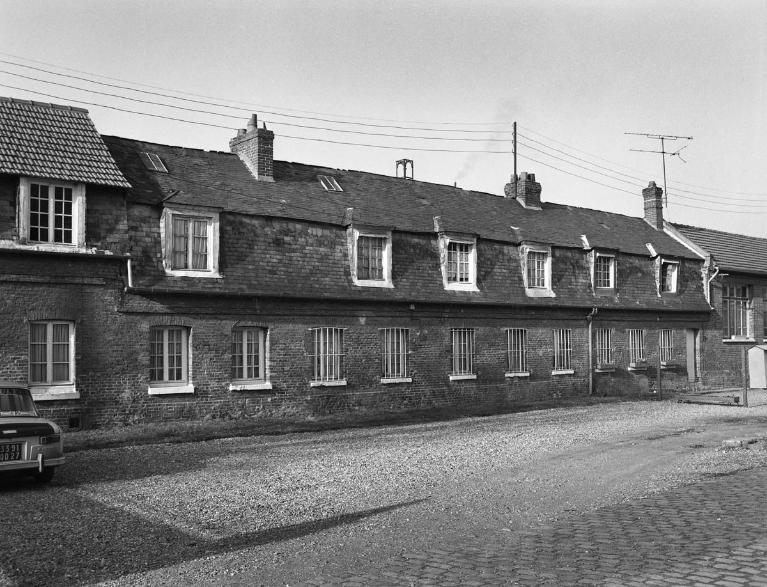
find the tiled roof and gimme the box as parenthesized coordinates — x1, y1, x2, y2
(673, 224, 767, 276)
(103, 135, 697, 259)
(0, 97, 130, 187)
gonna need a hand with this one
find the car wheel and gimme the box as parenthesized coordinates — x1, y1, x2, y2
(33, 467, 55, 483)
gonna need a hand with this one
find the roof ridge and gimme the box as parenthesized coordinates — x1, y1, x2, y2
(674, 223, 767, 241)
(0, 95, 89, 114)
(101, 134, 235, 156)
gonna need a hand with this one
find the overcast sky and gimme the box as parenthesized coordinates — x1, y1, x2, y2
(1, 0, 765, 236)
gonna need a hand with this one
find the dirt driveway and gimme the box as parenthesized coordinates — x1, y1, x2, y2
(2, 400, 767, 586)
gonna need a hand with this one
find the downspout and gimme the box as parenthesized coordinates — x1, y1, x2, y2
(587, 307, 598, 395)
(126, 258, 133, 289)
(705, 263, 720, 307)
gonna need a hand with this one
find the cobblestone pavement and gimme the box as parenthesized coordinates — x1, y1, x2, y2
(307, 466, 767, 586)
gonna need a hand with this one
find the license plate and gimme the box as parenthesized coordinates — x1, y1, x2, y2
(0, 443, 22, 461)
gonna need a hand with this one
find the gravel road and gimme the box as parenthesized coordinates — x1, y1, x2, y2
(2, 400, 767, 586)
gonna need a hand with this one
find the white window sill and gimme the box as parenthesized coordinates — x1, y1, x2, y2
(148, 383, 195, 395)
(444, 283, 479, 292)
(722, 338, 755, 344)
(229, 382, 272, 391)
(551, 369, 575, 376)
(505, 371, 530, 378)
(595, 366, 616, 373)
(310, 379, 347, 387)
(524, 287, 556, 298)
(353, 279, 394, 288)
(164, 269, 222, 278)
(449, 373, 477, 381)
(628, 364, 649, 372)
(30, 385, 79, 401)
(0, 241, 87, 254)
(380, 377, 412, 384)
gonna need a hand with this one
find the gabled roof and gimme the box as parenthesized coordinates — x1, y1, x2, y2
(103, 135, 697, 259)
(673, 224, 767, 276)
(0, 97, 130, 188)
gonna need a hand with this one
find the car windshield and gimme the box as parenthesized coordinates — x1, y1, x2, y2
(0, 387, 37, 417)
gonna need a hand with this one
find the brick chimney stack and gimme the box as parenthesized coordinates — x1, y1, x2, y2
(505, 172, 542, 210)
(230, 114, 274, 182)
(642, 181, 664, 229)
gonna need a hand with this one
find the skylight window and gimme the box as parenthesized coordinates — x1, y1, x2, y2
(141, 152, 168, 173)
(318, 175, 342, 192)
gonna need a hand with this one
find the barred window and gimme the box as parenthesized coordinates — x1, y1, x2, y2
(553, 329, 572, 371)
(595, 329, 612, 366)
(660, 329, 673, 363)
(381, 328, 409, 379)
(311, 328, 345, 382)
(660, 260, 679, 293)
(506, 328, 527, 373)
(232, 328, 267, 381)
(357, 236, 385, 281)
(527, 251, 547, 288)
(447, 241, 471, 283)
(628, 329, 645, 363)
(29, 322, 74, 385)
(594, 254, 614, 289)
(150, 327, 188, 383)
(451, 328, 475, 375)
(723, 285, 750, 338)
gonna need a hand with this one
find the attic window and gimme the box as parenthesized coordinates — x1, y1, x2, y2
(141, 152, 168, 173)
(318, 175, 342, 192)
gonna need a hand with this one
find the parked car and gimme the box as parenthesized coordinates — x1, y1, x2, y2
(0, 382, 64, 482)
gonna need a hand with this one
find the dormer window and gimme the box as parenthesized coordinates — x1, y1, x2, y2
(438, 234, 477, 291)
(318, 175, 342, 192)
(520, 244, 554, 297)
(141, 152, 168, 173)
(348, 227, 392, 287)
(18, 178, 86, 249)
(593, 253, 616, 290)
(660, 259, 679, 293)
(161, 204, 220, 277)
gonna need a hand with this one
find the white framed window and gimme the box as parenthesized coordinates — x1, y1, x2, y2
(520, 244, 553, 296)
(595, 328, 613, 368)
(230, 327, 271, 390)
(660, 329, 673, 363)
(18, 178, 86, 249)
(29, 321, 77, 400)
(161, 205, 220, 277)
(628, 329, 646, 367)
(594, 253, 615, 289)
(506, 328, 528, 376)
(349, 227, 392, 287)
(380, 328, 410, 382)
(148, 326, 193, 395)
(450, 328, 476, 379)
(722, 285, 751, 339)
(439, 234, 477, 291)
(660, 259, 679, 293)
(310, 327, 346, 386)
(553, 329, 573, 373)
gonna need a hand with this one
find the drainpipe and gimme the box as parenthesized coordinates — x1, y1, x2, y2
(705, 263, 720, 306)
(126, 258, 133, 289)
(587, 307, 598, 395)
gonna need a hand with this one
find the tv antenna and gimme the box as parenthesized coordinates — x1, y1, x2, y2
(625, 132, 692, 209)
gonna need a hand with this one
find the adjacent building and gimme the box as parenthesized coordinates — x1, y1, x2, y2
(0, 96, 759, 429)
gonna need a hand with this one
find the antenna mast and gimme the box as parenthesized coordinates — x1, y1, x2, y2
(625, 132, 692, 210)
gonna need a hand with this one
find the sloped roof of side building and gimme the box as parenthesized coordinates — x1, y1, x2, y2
(673, 224, 767, 276)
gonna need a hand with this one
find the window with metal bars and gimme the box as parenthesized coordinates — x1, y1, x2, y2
(150, 327, 188, 383)
(594, 254, 614, 289)
(447, 241, 471, 283)
(506, 328, 527, 373)
(660, 329, 673, 363)
(595, 329, 612, 366)
(232, 328, 266, 381)
(628, 329, 645, 363)
(451, 328, 475, 375)
(29, 182, 74, 244)
(381, 328, 409, 379)
(171, 216, 209, 270)
(29, 322, 74, 385)
(357, 236, 385, 281)
(553, 329, 572, 371)
(311, 328, 345, 382)
(527, 251, 547, 288)
(722, 285, 750, 338)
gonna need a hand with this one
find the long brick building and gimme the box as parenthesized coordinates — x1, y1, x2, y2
(0, 96, 759, 429)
